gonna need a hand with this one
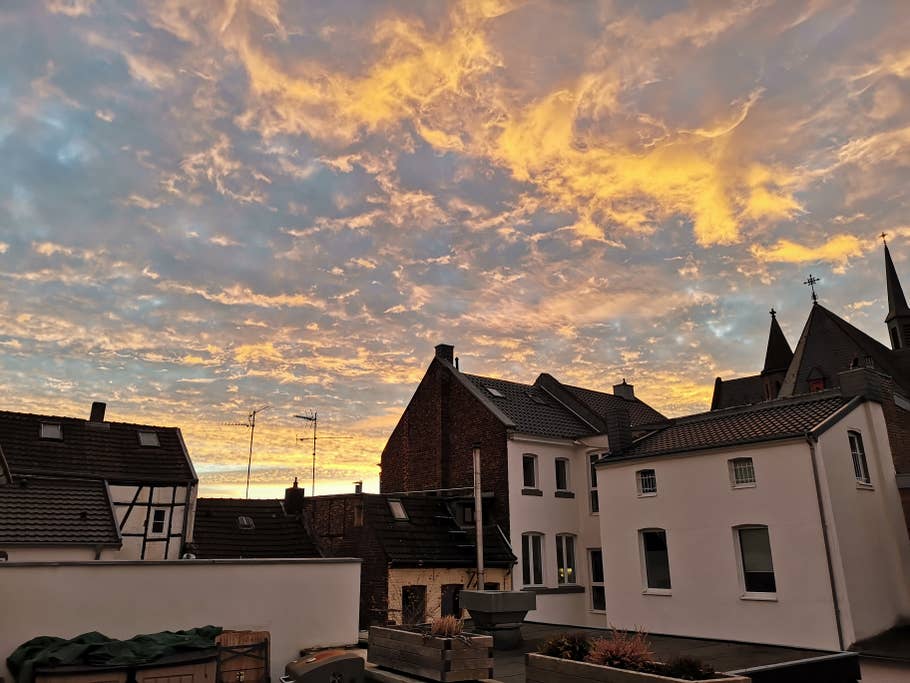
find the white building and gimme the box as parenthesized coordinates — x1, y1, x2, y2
(0, 402, 198, 561)
(596, 370, 910, 651)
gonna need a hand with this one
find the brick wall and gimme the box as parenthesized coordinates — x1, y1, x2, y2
(875, 379, 910, 535)
(379, 358, 512, 534)
(303, 494, 389, 627)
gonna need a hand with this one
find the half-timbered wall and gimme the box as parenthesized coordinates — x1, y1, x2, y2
(109, 483, 193, 560)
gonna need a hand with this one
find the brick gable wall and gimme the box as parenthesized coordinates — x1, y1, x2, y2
(379, 358, 512, 535)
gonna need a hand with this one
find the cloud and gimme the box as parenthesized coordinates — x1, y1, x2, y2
(750, 234, 874, 271)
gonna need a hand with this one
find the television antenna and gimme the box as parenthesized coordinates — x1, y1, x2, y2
(224, 405, 271, 499)
(293, 411, 354, 496)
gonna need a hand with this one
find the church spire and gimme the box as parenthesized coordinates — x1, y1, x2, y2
(884, 236, 910, 350)
(761, 309, 793, 400)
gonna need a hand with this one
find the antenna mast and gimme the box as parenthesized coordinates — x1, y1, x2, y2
(225, 405, 271, 499)
(294, 411, 318, 496)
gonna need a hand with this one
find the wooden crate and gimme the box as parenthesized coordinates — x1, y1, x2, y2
(135, 657, 218, 683)
(215, 630, 270, 683)
(526, 654, 751, 683)
(35, 669, 128, 683)
(368, 626, 493, 682)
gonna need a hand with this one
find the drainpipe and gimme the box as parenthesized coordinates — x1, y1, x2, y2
(805, 432, 845, 651)
(473, 443, 485, 590)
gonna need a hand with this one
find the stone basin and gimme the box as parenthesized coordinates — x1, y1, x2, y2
(459, 590, 537, 650)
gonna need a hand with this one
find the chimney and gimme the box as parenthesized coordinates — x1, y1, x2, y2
(613, 379, 635, 400)
(284, 477, 305, 516)
(604, 402, 633, 456)
(838, 367, 890, 403)
(89, 401, 106, 422)
(435, 344, 454, 364)
(354, 481, 363, 494)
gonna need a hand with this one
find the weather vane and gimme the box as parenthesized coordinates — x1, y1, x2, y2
(881, 232, 888, 246)
(804, 274, 820, 303)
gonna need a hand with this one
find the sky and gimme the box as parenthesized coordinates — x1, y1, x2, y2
(1, 0, 909, 498)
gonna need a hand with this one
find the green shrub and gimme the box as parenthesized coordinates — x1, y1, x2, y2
(585, 629, 654, 671)
(663, 656, 716, 680)
(536, 632, 591, 661)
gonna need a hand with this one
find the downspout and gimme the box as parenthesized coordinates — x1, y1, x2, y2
(805, 431, 845, 651)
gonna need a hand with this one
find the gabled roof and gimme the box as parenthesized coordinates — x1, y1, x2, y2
(0, 410, 195, 484)
(366, 494, 515, 568)
(193, 498, 321, 559)
(561, 383, 667, 428)
(780, 304, 910, 396)
(606, 392, 848, 463)
(463, 374, 594, 439)
(0, 476, 120, 546)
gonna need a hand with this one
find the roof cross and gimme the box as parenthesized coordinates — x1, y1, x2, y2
(804, 274, 820, 304)
(882, 232, 888, 246)
(769, 307, 777, 319)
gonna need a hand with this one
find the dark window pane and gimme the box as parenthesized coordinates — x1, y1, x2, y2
(522, 534, 531, 585)
(590, 550, 604, 583)
(592, 586, 606, 611)
(556, 459, 568, 490)
(643, 530, 671, 589)
(739, 527, 775, 593)
(589, 454, 598, 487)
(523, 455, 536, 488)
(532, 534, 543, 585)
(744, 571, 777, 593)
(556, 537, 565, 584)
(590, 490, 599, 513)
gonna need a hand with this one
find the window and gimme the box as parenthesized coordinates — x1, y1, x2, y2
(401, 585, 426, 624)
(729, 457, 756, 487)
(441, 584, 462, 618)
(641, 529, 671, 590)
(461, 503, 474, 525)
(150, 509, 167, 535)
(636, 469, 657, 496)
(555, 458, 570, 491)
(589, 549, 606, 611)
(236, 515, 255, 530)
(555, 534, 576, 584)
(388, 499, 408, 520)
(849, 431, 871, 485)
(737, 526, 776, 594)
(485, 386, 504, 398)
(522, 454, 538, 489)
(521, 532, 544, 586)
(138, 431, 160, 447)
(39, 423, 62, 440)
(589, 453, 600, 513)
(353, 503, 364, 528)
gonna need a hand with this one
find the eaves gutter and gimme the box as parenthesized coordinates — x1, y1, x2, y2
(596, 433, 807, 466)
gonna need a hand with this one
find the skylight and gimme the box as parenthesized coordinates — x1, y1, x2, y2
(486, 386, 504, 398)
(39, 423, 62, 440)
(237, 515, 256, 530)
(138, 431, 160, 447)
(388, 499, 409, 520)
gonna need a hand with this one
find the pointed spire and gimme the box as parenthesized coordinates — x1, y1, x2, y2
(763, 308, 793, 373)
(884, 242, 910, 322)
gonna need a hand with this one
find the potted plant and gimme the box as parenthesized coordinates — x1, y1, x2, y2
(368, 616, 494, 682)
(526, 629, 751, 682)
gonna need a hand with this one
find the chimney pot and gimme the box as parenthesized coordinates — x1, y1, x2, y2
(613, 380, 635, 400)
(89, 402, 106, 423)
(284, 477, 305, 515)
(435, 344, 454, 364)
(354, 481, 363, 494)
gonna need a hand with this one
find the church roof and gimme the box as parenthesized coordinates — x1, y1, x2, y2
(763, 312, 793, 374)
(779, 304, 910, 396)
(885, 244, 910, 322)
(710, 375, 765, 411)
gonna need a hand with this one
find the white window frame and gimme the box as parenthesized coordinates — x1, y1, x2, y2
(39, 423, 62, 440)
(388, 499, 409, 520)
(729, 457, 756, 488)
(588, 548, 606, 613)
(639, 528, 671, 594)
(636, 468, 657, 496)
(588, 453, 600, 514)
(522, 453, 539, 489)
(521, 532, 545, 587)
(555, 457, 571, 492)
(555, 534, 577, 584)
(848, 431, 872, 487)
(149, 508, 168, 537)
(734, 525, 777, 600)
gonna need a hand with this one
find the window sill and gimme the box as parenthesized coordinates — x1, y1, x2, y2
(637, 492, 657, 498)
(732, 483, 756, 489)
(521, 488, 543, 496)
(589, 609, 606, 615)
(740, 593, 777, 602)
(555, 490, 575, 499)
(642, 588, 672, 596)
(856, 482, 875, 491)
(522, 585, 585, 595)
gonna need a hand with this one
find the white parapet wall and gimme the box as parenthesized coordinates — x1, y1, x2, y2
(0, 558, 362, 682)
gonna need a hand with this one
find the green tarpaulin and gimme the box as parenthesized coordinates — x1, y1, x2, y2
(7, 626, 223, 683)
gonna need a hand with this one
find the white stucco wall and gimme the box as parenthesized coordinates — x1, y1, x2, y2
(507, 434, 609, 627)
(0, 559, 361, 682)
(816, 401, 910, 645)
(0, 547, 100, 562)
(597, 439, 843, 651)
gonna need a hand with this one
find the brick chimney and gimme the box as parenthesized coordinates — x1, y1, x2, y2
(435, 343, 454, 364)
(613, 379, 635, 400)
(89, 401, 106, 422)
(284, 477, 305, 516)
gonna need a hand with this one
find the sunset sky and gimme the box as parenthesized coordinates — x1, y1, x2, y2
(2, 0, 909, 497)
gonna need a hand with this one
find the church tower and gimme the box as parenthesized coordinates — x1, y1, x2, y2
(761, 309, 793, 400)
(884, 240, 910, 350)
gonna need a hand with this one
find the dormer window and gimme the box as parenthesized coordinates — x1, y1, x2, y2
(388, 499, 408, 520)
(237, 515, 255, 530)
(138, 431, 160, 447)
(39, 423, 62, 440)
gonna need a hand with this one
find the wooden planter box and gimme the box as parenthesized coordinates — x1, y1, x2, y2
(368, 626, 494, 682)
(526, 653, 751, 683)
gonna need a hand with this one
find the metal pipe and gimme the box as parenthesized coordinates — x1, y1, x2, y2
(473, 443, 485, 590)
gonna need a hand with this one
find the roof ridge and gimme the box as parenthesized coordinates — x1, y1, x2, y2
(0, 409, 179, 431)
(669, 390, 843, 425)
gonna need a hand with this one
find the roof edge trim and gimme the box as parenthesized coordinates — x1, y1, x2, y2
(807, 395, 865, 440)
(438, 358, 517, 429)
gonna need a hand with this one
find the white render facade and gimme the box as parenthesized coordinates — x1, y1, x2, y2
(595, 398, 910, 651)
(507, 432, 610, 627)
